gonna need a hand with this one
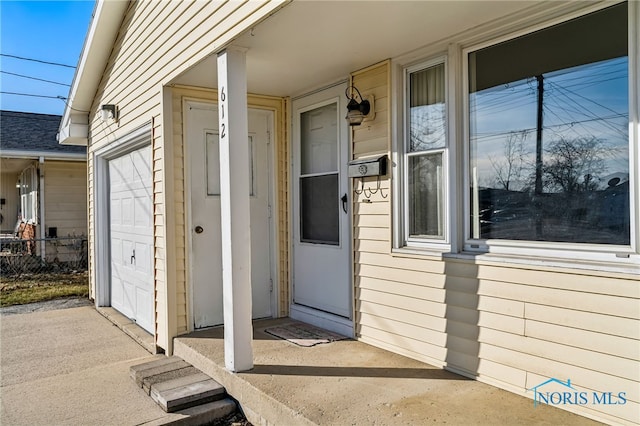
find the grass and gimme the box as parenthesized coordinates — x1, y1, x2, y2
(0, 272, 89, 307)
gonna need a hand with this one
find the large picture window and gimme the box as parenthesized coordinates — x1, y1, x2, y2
(405, 61, 447, 243)
(468, 3, 629, 246)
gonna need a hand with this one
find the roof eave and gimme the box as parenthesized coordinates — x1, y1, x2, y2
(58, 0, 128, 146)
(0, 149, 86, 161)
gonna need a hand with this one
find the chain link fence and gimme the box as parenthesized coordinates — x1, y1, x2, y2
(0, 236, 88, 280)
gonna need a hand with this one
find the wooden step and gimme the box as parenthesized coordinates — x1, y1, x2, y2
(150, 372, 226, 413)
(130, 356, 231, 416)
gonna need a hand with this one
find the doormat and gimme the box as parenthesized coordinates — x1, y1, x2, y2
(264, 322, 348, 347)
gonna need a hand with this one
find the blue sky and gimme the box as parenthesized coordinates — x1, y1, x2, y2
(0, 0, 94, 116)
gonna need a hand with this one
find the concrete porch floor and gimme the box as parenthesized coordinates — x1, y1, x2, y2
(174, 318, 599, 425)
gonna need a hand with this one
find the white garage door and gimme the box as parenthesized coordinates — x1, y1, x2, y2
(109, 145, 154, 334)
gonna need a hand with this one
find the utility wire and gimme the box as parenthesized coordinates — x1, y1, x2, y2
(1, 71, 71, 87)
(0, 91, 66, 100)
(472, 113, 625, 140)
(0, 53, 75, 68)
(56, 95, 90, 113)
(1, 91, 91, 113)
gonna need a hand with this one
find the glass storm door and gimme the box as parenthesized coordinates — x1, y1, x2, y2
(292, 84, 351, 318)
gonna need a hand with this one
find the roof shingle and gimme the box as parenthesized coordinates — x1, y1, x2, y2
(0, 110, 86, 154)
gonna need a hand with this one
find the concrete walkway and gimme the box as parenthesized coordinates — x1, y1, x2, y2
(1, 303, 602, 425)
(1, 303, 180, 425)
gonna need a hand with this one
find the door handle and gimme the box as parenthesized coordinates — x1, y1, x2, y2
(131, 249, 135, 264)
(195, 226, 204, 234)
(341, 193, 348, 214)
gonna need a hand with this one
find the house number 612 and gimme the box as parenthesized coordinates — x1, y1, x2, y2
(219, 86, 226, 139)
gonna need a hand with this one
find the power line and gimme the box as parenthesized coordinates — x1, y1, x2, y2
(0, 53, 75, 69)
(56, 96, 90, 113)
(472, 113, 626, 140)
(1, 91, 91, 113)
(1, 71, 70, 87)
(0, 91, 66, 100)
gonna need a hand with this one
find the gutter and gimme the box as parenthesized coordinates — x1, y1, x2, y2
(58, 0, 128, 146)
(0, 150, 86, 161)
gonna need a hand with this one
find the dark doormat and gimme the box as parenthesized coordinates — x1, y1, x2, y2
(264, 321, 348, 347)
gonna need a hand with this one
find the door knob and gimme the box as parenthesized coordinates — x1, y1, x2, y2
(195, 226, 204, 234)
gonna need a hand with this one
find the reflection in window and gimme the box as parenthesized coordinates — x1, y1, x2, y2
(301, 103, 338, 175)
(469, 3, 629, 245)
(407, 62, 446, 240)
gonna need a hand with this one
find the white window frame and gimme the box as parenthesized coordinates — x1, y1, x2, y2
(461, 1, 640, 267)
(398, 56, 451, 251)
(19, 165, 38, 224)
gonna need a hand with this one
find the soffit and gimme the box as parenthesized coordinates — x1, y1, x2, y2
(171, 1, 539, 97)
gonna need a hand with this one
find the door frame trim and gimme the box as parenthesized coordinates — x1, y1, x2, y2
(93, 123, 153, 322)
(183, 98, 278, 331)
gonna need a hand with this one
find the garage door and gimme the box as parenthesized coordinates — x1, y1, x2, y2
(109, 145, 154, 333)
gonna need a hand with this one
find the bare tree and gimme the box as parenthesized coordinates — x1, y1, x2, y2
(541, 137, 605, 193)
(489, 131, 528, 191)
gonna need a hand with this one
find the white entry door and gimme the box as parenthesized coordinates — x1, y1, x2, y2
(292, 84, 351, 320)
(109, 145, 154, 334)
(186, 101, 273, 329)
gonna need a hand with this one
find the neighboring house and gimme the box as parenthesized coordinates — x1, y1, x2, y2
(58, 1, 638, 424)
(1, 111, 87, 258)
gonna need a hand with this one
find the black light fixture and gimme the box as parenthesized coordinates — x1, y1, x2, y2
(345, 85, 371, 126)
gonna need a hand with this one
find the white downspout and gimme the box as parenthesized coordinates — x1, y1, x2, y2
(39, 156, 46, 260)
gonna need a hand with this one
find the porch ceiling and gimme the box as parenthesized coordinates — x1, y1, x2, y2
(171, 1, 538, 97)
(0, 158, 34, 174)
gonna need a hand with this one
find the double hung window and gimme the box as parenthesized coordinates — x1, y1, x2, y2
(403, 60, 447, 245)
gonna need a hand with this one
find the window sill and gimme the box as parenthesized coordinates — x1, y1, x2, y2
(391, 244, 640, 276)
(444, 251, 640, 277)
(391, 245, 450, 260)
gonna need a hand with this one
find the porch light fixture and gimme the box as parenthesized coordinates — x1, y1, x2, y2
(345, 85, 373, 126)
(100, 104, 117, 122)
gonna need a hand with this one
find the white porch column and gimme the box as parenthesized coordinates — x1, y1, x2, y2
(216, 47, 254, 372)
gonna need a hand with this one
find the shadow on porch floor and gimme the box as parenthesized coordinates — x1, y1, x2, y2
(174, 318, 596, 425)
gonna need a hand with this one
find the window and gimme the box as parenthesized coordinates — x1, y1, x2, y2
(403, 60, 447, 245)
(19, 166, 38, 223)
(299, 102, 339, 245)
(468, 3, 630, 247)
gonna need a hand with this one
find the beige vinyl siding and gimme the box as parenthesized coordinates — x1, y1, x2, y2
(43, 161, 87, 238)
(351, 61, 640, 425)
(169, 85, 289, 332)
(86, 0, 287, 351)
(0, 172, 19, 231)
(42, 161, 88, 264)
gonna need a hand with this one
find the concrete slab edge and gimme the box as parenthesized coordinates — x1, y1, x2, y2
(174, 339, 316, 426)
(97, 306, 157, 354)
